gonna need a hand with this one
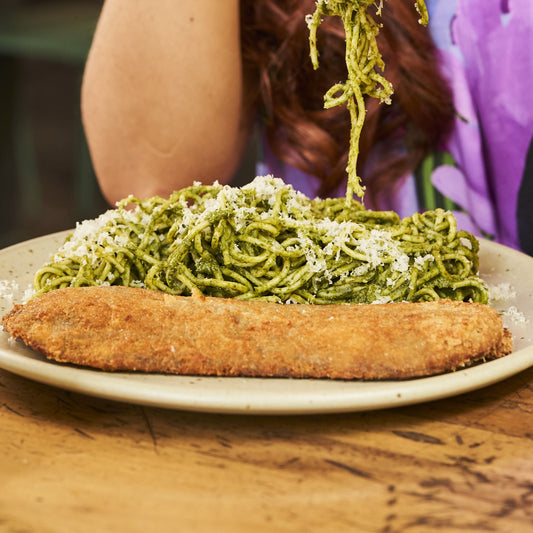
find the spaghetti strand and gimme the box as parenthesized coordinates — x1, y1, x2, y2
(33, 176, 488, 305)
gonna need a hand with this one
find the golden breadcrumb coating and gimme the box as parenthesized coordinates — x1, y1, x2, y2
(2, 286, 512, 380)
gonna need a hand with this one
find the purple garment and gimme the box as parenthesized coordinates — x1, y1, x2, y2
(259, 0, 533, 252)
(432, 0, 533, 250)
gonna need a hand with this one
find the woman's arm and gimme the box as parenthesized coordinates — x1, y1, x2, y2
(81, 0, 248, 204)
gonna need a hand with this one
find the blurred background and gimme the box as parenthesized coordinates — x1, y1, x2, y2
(0, 0, 108, 248)
(0, 0, 257, 250)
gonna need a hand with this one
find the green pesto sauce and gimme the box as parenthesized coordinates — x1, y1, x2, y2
(307, 0, 429, 202)
(33, 176, 488, 305)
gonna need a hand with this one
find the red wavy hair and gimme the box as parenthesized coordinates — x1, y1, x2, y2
(240, 0, 455, 207)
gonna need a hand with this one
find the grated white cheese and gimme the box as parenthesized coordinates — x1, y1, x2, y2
(370, 293, 393, 304)
(502, 306, 529, 325)
(55, 207, 149, 264)
(356, 228, 410, 272)
(0, 279, 19, 302)
(414, 254, 435, 270)
(23, 286, 35, 302)
(488, 282, 517, 303)
(243, 175, 287, 203)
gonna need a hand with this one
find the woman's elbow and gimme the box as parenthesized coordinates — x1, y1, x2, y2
(81, 86, 248, 205)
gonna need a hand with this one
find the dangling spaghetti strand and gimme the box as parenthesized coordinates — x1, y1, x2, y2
(307, 0, 429, 202)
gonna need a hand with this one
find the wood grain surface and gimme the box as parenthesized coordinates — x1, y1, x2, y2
(1, 366, 532, 533)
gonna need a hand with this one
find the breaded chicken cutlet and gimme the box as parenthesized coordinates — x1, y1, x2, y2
(1, 286, 512, 380)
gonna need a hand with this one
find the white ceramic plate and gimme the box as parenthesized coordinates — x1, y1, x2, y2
(0, 231, 532, 415)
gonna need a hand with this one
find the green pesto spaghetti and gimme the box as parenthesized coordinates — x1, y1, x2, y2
(307, 0, 428, 202)
(33, 176, 488, 304)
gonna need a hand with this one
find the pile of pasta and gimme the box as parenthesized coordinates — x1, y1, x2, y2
(34, 176, 488, 305)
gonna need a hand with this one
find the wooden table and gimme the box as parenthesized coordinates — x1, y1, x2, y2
(1, 366, 532, 532)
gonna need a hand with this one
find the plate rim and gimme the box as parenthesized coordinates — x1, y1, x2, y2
(1, 231, 532, 415)
(0, 342, 532, 414)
